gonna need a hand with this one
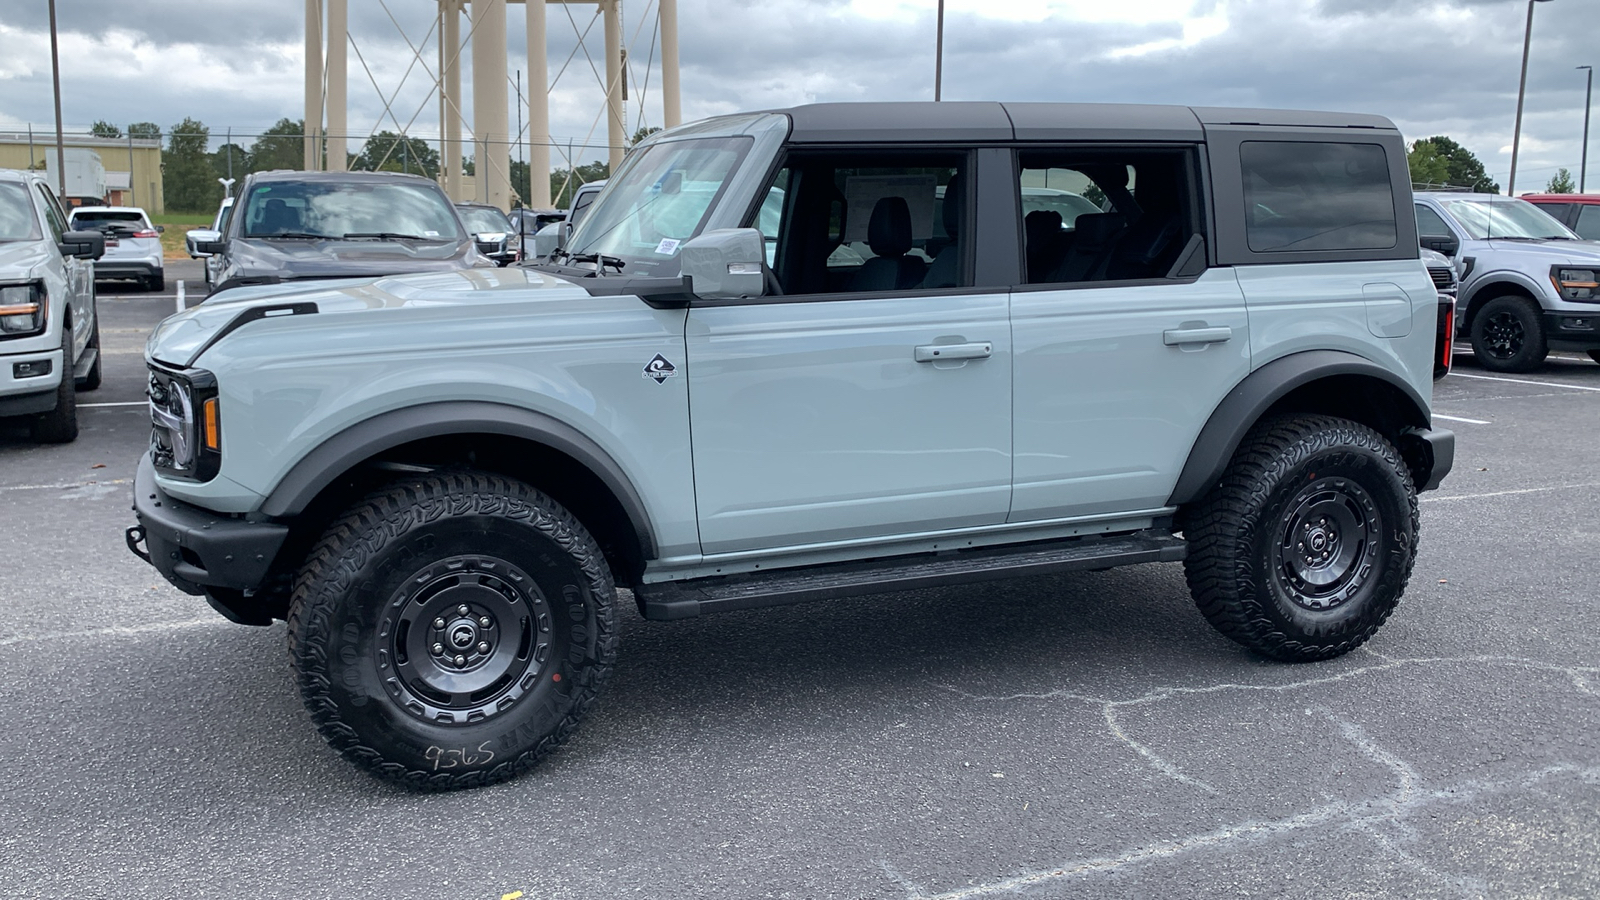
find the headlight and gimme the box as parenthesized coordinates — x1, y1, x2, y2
(1552, 267, 1600, 302)
(149, 365, 221, 481)
(0, 282, 46, 337)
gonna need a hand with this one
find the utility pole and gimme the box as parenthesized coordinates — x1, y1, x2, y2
(1580, 65, 1594, 192)
(1509, 0, 1557, 195)
(48, 0, 67, 196)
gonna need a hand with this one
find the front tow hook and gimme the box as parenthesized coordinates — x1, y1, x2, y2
(125, 525, 152, 564)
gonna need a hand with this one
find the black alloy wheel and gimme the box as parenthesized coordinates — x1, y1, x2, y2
(1471, 295, 1547, 373)
(1182, 415, 1418, 661)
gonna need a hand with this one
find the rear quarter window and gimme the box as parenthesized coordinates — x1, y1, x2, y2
(1240, 141, 1397, 253)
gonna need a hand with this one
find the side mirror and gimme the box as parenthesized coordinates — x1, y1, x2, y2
(680, 228, 766, 300)
(187, 229, 222, 257)
(1421, 234, 1459, 257)
(156, 224, 166, 234)
(59, 230, 105, 260)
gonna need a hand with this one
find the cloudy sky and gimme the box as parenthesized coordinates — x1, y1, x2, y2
(1, 0, 1598, 191)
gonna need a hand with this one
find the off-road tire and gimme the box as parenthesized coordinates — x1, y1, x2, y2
(1182, 415, 1418, 662)
(287, 472, 617, 790)
(30, 327, 78, 443)
(1470, 295, 1547, 373)
(76, 314, 101, 392)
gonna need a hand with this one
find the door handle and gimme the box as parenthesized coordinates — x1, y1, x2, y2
(1162, 326, 1232, 346)
(915, 342, 992, 362)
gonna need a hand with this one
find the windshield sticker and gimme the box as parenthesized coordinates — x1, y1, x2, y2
(653, 238, 681, 256)
(642, 353, 678, 384)
(424, 230, 439, 236)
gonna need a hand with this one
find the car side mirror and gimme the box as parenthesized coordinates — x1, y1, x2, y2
(59, 230, 105, 260)
(187, 229, 223, 257)
(1421, 234, 1459, 257)
(156, 224, 166, 234)
(680, 228, 766, 300)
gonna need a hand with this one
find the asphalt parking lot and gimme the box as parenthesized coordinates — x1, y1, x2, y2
(2, 262, 1597, 899)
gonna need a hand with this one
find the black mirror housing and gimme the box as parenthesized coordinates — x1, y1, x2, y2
(1421, 234, 1459, 257)
(59, 230, 106, 260)
(195, 240, 228, 255)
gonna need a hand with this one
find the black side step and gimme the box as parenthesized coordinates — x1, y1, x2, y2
(636, 529, 1186, 621)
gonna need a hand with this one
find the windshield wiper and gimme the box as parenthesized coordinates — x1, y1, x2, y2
(563, 251, 627, 274)
(253, 232, 327, 240)
(342, 232, 442, 241)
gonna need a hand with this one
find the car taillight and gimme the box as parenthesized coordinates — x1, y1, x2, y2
(1435, 295, 1455, 380)
(132, 230, 158, 239)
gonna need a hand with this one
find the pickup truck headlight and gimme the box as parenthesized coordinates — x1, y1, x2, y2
(0, 282, 46, 337)
(1552, 267, 1600, 302)
(149, 365, 221, 481)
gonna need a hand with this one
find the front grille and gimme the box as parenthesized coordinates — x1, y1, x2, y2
(1428, 266, 1456, 291)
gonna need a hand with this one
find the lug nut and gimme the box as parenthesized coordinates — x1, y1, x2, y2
(434, 618, 446, 629)
(458, 605, 470, 615)
(432, 643, 444, 655)
(477, 642, 490, 653)
(479, 617, 491, 628)
(454, 655, 466, 666)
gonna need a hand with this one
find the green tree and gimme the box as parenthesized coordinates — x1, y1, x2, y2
(1406, 140, 1451, 187)
(89, 120, 121, 139)
(352, 131, 440, 178)
(163, 118, 221, 212)
(629, 126, 662, 147)
(1407, 136, 1499, 193)
(1545, 167, 1576, 193)
(549, 160, 610, 208)
(248, 118, 306, 173)
(127, 122, 161, 140)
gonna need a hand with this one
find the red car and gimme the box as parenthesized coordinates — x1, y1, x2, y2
(1522, 193, 1600, 241)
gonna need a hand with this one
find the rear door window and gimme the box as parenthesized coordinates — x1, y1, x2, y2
(1575, 205, 1600, 241)
(1240, 141, 1397, 252)
(1415, 204, 1454, 238)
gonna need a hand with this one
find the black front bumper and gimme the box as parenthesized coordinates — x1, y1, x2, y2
(127, 455, 289, 598)
(1544, 311, 1600, 350)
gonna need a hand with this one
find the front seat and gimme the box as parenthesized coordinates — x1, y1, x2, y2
(921, 175, 963, 288)
(849, 196, 926, 292)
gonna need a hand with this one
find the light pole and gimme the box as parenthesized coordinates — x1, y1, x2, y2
(1579, 65, 1593, 192)
(1508, 0, 1556, 196)
(48, 0, 66, 197)
(934, 0, 945, 101)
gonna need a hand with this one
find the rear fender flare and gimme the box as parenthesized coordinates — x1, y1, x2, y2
(1167, 350, 1430, 507)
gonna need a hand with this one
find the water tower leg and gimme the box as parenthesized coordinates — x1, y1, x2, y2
(443, 0, 463, 200)
(527, 0, 551, 207)
(473, 0, 510, 207)
(604, 0, 624, 171)
(326, 0, 348, 171)
(305, 0, 323, 170)
(660, 0, 680, 128)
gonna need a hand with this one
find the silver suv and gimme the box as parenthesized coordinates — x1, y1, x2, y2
(128, 103, 1454, 789)
(0, 169, 105, 442)
(1414, 191, 1600, 371)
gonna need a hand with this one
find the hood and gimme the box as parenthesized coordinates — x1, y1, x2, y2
(223, 235, 490, 283)
(0, 240, 51, 279)
(1478, 237, 1600, 263)
(148, 266, 594, 368)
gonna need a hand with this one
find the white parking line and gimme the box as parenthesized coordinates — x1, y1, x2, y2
(79, 401, 146, 408)
(1432, 413, 1491, 424)
(1422, 481, 1600, 503)
(1450, 372, 1600, 393)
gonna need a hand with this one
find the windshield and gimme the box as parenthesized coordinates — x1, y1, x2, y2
(564, 137, 750, 275)
(459, 206, 511, 235)
(0, 183, 42, 242)
(1437, 197, 1578, 241)
(239, 180, 463, 240)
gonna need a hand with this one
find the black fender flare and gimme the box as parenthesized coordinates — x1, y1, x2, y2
(260, 401, 657, 557)
(1166, 350, 1431, 507)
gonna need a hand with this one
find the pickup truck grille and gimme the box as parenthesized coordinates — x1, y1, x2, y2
(1428, 265, 1456, 292)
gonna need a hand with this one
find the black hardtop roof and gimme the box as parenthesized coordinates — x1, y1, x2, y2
(765, 102, 1397, 144)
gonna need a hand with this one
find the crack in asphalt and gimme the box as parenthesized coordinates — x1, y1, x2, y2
(912, 650, 1600, 897)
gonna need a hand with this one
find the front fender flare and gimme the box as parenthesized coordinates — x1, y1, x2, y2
(259, 401, 657, 557)
(1166, 350, 1431, 507)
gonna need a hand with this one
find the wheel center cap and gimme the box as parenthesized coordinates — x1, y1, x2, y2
(1309, 532, 1328, 552)
(449, 621, 478, 649)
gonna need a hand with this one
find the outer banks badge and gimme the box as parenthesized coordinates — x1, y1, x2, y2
(643, 353, 678, 384)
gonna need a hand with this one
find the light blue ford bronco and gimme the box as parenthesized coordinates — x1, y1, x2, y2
(127, 103, 1454, 789)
